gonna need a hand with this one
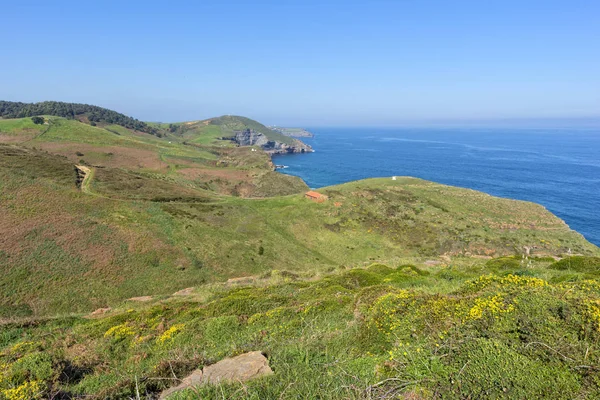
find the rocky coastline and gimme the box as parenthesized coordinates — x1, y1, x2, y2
(234, 128, 313, 155)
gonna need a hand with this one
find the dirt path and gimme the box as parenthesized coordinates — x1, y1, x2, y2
(73, 164, 225, 205)
(20, 118, 54, 144)
(75, 165, 94, 194)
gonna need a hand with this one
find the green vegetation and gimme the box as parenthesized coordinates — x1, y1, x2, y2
(0, 101, 159, 135)
(1, 102, 599, 398)
(0, 138, 597, 317)
(1, 260, 599, 399)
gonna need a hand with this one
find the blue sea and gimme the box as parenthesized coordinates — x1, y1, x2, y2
(272, 127, 600, 247)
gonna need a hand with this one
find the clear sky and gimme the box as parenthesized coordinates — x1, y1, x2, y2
(1, 0, 599, 125)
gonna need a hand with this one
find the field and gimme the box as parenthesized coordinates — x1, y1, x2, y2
(1, 111, 599, 399)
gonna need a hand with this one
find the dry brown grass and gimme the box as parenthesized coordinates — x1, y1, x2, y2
(32, 142, 170, 171)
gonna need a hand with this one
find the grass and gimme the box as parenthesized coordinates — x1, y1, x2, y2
(0, 118, 46, 135)
(0, 144, 597, 317)
(0, 260, 599, 399)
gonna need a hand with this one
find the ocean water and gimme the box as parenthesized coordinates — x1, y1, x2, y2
(272, 127, 600, 247)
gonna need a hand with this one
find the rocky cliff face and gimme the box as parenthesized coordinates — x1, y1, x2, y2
(234, 129, 313, 154)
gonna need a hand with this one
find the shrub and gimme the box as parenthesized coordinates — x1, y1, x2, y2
(397, 264, 430, 276)
(334, 269, 383, 289)
(485, 256, 522, 271)
(549, 256, 600, 275)
(366, 263, 393, 275)
(441, 339, 580, 399)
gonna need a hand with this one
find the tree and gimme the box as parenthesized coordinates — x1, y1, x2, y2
(31, 116, 44, 125)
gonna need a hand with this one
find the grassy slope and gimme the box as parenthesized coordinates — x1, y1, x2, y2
(0, 116, 306, 195)
(0, 142, 597, 317)
(1, 258, 599, 399)
(1, 113, 600, 398)
(0, 116, 307, 316)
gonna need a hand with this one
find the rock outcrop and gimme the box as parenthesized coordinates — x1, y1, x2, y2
(202, 351, 273, 384)
(159, 351, 273, 399)
(234, 129, 313, 154)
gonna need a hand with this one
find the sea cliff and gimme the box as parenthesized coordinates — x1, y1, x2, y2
(235, 128, 313, 154)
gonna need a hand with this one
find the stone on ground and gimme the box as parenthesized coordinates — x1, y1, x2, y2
(202, 351, 273, 384)
(159, 370, 203, 399)
(159, 351, 272, 398)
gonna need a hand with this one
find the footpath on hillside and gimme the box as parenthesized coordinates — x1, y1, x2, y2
(75, 164, 93, 194)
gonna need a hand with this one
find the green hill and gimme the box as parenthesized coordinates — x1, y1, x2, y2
(0, 100, 160, 136)
(0, 102, 599, 399)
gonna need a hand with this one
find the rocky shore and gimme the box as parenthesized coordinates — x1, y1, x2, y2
(234, 128, 313, 154)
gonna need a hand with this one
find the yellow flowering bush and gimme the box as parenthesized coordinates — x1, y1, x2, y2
(369, 291, 412, 335)
(104, 323, 136, 340)
(562, 280, 600, 294)
(156, 324, 184, 345)
(465, 294, 515, 321)
(418, 296, 465, 333)
(1, 380, 42, 400)
(465, 274, 547, 293)
(584, 299, 600, 332)
(5, 342, 36, 357)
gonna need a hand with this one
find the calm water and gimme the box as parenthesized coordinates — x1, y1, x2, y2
(273, 127, 600, 247)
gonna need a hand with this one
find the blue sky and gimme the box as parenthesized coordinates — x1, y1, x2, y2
(1, 0, 599, 125)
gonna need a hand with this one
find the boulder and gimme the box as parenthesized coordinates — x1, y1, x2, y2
(159, 351, 272, 398)
(87, 307, 111, 318)
(173, 287, 195, 296)
(159, 370, 203, 399)
(202, 351, 273, 384)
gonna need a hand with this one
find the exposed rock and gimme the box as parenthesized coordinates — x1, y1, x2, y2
(87, 307, 111, 317)
(202, 351, 273, 384)
(127, 296, 152, 302)
(159, 370, 203, 399)
(226, 276, 257, 286)
(234, 129, 313, 155)
(173, 287, 195, 296)
(159, 351, 272, 399)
